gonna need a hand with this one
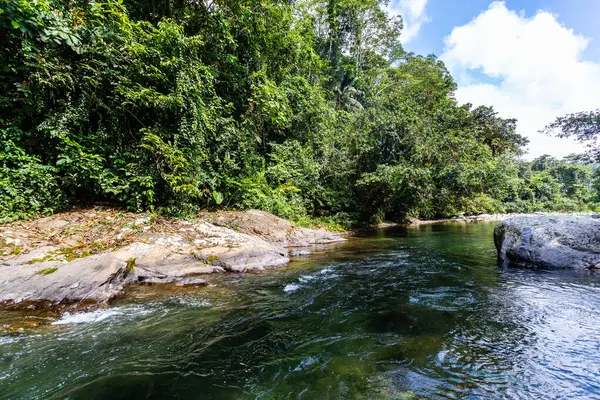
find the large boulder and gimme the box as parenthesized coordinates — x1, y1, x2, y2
(494, 215, 600, 269)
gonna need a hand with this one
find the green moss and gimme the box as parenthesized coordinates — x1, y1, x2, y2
(27, 256, 51, 265)
(26, 241, 112, 264)
(59, 247, 89, 262)
(226, 223, 240, 231)
(126, 257, 136, 272)
(86, 240, 111, 254)
(206, 255, 219, 264)
(36, 267, 58, 275)
(56, 241, 112, 262)
(64, 226, 88, 235)
(0, 241, 23, 257)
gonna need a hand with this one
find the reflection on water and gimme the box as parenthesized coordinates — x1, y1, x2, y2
(1, 223, 600, 399)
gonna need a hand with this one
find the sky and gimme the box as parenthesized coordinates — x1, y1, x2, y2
(388, 0, 600, 159)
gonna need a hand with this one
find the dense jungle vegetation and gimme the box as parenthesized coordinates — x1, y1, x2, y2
(1, 0, 599, 225)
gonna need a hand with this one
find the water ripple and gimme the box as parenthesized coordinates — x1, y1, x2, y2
(2, 223, 600, 399)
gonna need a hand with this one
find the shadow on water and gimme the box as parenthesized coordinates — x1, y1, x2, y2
(2, 222, 600, 399)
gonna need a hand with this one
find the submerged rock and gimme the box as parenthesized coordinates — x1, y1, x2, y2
(0, 210, 345, 307)
(290, 249, 311, 256)
(175, 278, 207, 287)
(494, 215, 600, 269)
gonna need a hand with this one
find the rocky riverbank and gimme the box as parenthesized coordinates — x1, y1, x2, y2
(379, 212, 565, 227)
(406, 213, 515, 225)
(0, 208, 345, 309)
(377, 211, 598, 227)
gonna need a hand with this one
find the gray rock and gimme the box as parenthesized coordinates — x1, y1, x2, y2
(134, 217, 150, 225)
(288, 227, 346, 247)
(32, 218, 70, 231)
(200, 209, 346, 247)
(188, 221, 289, 272)
(494, 215, 600, 269)
(0, 231, 285, 305)
(0, 212, 344, 307)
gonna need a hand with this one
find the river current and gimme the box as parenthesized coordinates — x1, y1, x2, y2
(1, 223, 600, 399)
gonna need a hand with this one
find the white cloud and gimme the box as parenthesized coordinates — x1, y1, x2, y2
(388, 0, 430, 43)
(441, 1, 600, 159)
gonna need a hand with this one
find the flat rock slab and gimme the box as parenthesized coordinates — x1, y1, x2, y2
(494, 215, 600, 269)
(0, 210, 345, 307)
(200, 209, 346, 247)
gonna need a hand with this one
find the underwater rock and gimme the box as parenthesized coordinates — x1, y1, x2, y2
(175, 278, 207, 287)
(290, 249, 312, 256)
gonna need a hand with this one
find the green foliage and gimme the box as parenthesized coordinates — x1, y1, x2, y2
(543, 109, 600, 159)
(0, 0, 592, 226)
(500, 154, 596, 213)
(0, 129, 62, 222)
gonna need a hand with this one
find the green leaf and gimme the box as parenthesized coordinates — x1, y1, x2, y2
(11, 20, 20, 29)
(0, 8, 4, 15)
(212, 190, 224, 205)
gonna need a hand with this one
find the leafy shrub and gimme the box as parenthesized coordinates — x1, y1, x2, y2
(0, 136, 62, 222)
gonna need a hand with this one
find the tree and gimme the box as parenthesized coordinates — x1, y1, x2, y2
(0, 0, 581, 224)
(471, 106, 528, 156)
(543, 109, 600, 159)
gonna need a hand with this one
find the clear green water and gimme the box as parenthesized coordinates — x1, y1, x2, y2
(2, 223, 600, 399)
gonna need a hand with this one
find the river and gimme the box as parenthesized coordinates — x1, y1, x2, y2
(1, 222, 600, 399)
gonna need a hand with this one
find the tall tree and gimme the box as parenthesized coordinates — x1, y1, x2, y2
(543, 109, 600, 159)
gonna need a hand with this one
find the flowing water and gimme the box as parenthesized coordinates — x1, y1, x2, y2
(2, 223, 600, 399)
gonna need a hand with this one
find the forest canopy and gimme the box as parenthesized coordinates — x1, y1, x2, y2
(1, 0, 599, 225)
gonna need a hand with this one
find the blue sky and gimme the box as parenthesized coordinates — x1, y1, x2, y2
(389, 0, 600, 159)
(404, 0, 600, 58)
